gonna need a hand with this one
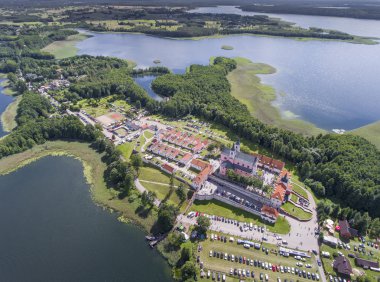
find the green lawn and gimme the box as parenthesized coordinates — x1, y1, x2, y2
(290, 193, 298, 203)
(191, 199, 290, 234)
(282, 202, 312, 221)
(291, 182, 309, 200)
(135, 134, 146, 152)
(139, 165, 188, 210)
(144, 130, 154, 139)
(117, 141, 136, 160)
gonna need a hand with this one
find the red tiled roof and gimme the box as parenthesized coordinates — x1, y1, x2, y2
(191, 159, 209, 170)
(193, 165, 212, 186)
(181, 153, 192, 162)
(271, 183, 286, 202)
(162, 163, 175, 174)
(261, 205, 279, 218)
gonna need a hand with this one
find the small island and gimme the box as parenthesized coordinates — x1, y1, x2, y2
(221, 45, 234, 50)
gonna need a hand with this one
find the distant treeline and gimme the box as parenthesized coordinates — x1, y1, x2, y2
(240, 4, 380, 20)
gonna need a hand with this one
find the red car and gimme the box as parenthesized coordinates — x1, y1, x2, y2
(272, 265, 276, 272)
(243, 257, 246, 263)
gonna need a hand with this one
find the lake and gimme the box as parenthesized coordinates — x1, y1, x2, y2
(0, 79, 14, 137)
(77, 31, 380, 130)
(133, 75, 163, 101)
(0, 156, 172, 282)
(188, 6, 380, 38)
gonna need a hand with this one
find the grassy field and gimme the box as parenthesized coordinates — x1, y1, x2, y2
(290, 193, 298, 203)
(291, 183, 309, 200)
(281, 202, 312, 221)
(117, 141, 136, 160)
(351, 121, 380, 150)
(0, 141, 158, 232)
(77, 95, 130, 117)
(139, 165, 188, 210)
(191, 199, 290, 234)
(0, 95, 20, 132)
(227, 57, 325, 136)
(42, 33, 90, 59)
(198, 231, 319, 282)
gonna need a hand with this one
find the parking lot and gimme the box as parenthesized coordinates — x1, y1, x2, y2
(197, 232, 320, 282)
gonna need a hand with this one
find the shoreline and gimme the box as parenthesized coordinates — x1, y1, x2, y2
(228, 57, 326, 136)
(0, 141, 158, 233)
(1, 95, 20, 132)
(42, 33, 91, 59)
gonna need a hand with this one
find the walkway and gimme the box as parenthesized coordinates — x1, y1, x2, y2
(134, 178, 161, 207)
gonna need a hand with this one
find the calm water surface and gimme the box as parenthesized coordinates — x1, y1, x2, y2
(0, 156, 172, 282)
(0, 78, 14, 137)
(188, 6, 380, 38)
(77, 31, 380, 130)
(133, 75, 163, 101)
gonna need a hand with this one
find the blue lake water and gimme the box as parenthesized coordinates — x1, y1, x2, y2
(188, 6, 380, 38)
(0, 78, 14, 137)
(77, 31, 380, 130)
(0, 156, 172, 281)
(133, 75, 163, 101)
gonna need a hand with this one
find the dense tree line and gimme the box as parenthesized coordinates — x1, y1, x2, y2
(16, 92, 53, 125)
(240, 3, 380, 20)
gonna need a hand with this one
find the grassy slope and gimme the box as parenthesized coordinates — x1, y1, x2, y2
(1, 95, 21, 132)
(351, 121, 380, 150)
(117, 141, 136, 160)
(0, 141, 158, 232)
(227, 57, 325, 136)
(281, 202, 312, 221)
(42, 33, 90, 59)
(139, 165, 187, 210)
(191, 199, 290, 234)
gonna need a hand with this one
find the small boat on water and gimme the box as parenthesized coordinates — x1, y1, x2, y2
(332, 129, 345, 134)
(145, 235, 156, 241)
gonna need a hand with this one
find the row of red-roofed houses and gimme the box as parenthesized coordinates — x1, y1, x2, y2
(161, 129, 208, 153)
(149, 142, 181, 161)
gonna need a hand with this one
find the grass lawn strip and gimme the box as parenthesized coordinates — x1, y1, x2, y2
(282, 202, 312, 221)
(291, 182, 309, 200)
(117, 141, 136, 160)
(191, 199, 290, 234)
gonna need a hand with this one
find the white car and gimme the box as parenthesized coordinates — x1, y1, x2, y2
(243, 244, 250, 249)
(209, 250, 212, 257)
